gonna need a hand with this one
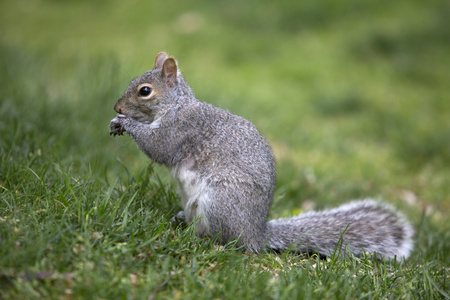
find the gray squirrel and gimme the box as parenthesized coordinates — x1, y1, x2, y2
(110, 52, 414, 260)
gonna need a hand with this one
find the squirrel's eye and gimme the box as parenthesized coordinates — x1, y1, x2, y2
(138, 86, 152, 97)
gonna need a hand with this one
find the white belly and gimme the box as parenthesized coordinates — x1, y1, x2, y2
(171, 164, 211, 237)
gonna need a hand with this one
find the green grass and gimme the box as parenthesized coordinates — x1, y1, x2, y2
(1, 0, 449, 298)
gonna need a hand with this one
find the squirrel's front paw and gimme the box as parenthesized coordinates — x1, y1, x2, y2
(109, 115, 126, 137)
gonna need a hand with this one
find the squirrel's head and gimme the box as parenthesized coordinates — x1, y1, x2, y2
(114, 52, 189, 123)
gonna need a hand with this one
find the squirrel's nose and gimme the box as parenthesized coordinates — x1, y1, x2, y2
(114, 102, 122, 114)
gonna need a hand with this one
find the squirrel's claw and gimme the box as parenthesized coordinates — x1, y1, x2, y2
(110, 131, 123, 137)
(109, 127, 125, 137)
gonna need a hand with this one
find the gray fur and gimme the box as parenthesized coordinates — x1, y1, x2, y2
(267, 200, 414, 259)
(110, 52, 414, 260)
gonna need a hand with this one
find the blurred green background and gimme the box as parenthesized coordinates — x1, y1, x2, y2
(1, 0, 449, 215)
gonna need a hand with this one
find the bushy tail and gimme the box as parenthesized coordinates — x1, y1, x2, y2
(266, 200, 414, 260)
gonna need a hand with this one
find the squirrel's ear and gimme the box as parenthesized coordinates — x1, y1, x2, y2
(162, 57, 178, 88)
(154, 52, 168, 69)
